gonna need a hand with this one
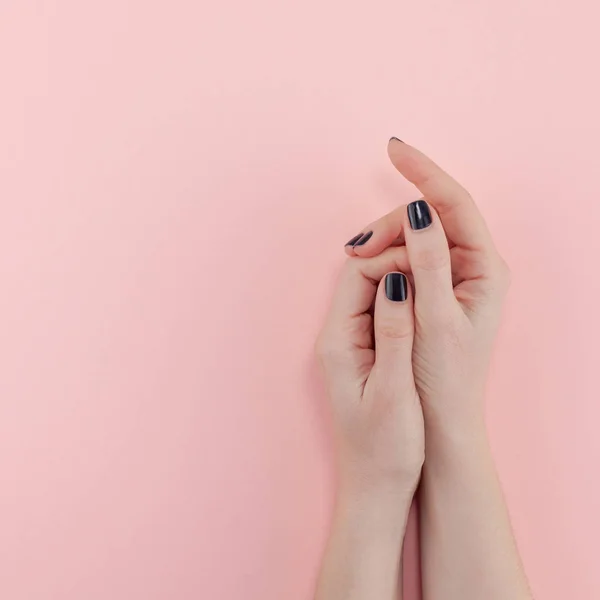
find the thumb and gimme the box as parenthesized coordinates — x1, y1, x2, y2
(373, 272, 415, 378)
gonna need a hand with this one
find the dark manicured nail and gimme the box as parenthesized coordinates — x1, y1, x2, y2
(407, 200, 432, 230)
(389, 136, 404, 143)
(385, 273, 408, 302)
(353, 231, 373, 246)
(345, 233, 364, 247)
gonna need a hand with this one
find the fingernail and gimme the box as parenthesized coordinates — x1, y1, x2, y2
(345, 233, 364, 247)
(385, 273, 408, 302)
(407, 200, 432, 230)
(352, 231, 373, 246)
(389, 136, 404, 143)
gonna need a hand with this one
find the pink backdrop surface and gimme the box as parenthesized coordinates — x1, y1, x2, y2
(1, 1, 598, 598)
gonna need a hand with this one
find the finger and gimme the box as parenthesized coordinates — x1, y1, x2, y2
(387, 138, 494, 254)
(372, 272, 414, 371)
(329, 246, 411, 325)
(403, 200, 457, 316)
(316, 247, 413, 376)
(343, 205, 407, 258)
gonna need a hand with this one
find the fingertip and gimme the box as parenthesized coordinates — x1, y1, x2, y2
(343, 232, 364, 256)
(343, 231, 372, 256)
(352, 233, 395, 259)
(344, 232, 364, 247)
(352, 230, 373, 247)
(403, 198, 441, 233)
(402, 200, 456, 309)
(376, 270, 413, 307)
(352, 205, 408, 257)
(384, 272, 409, 303)
(373, 270, 414, 348)
(387, 136, 408, 159)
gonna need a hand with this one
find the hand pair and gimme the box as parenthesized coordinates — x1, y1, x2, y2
(316, 138, 511, 493)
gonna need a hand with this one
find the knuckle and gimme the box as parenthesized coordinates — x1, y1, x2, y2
(500, 258, 512, 286)
(314, 333, 335, 361)
(430, 311, 457, 333)
(418, 303, 461, 335)
(454, 184, 475, 205)
(314, 331, 350, 365)
(432, 314, 464, 350)
(342, 257, 361, 278)
(491, 256, 512, 291)
(376, 318, 413, 341)
(413, 247, 450, 272)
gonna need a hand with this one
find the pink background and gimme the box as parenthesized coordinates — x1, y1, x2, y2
(1, 1, 598, 598)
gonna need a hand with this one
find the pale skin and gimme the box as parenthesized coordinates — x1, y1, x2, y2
(314, 138, 533, 600)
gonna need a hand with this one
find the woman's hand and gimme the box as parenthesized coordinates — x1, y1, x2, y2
(315, 249, 424, 493)
(314, 250, 424, 600)
(341, 139, 531, 600)
(345, 139, 511, 436)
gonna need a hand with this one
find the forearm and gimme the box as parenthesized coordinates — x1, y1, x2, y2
(420, 417, 532, 600)
(315, 480, 415, 600)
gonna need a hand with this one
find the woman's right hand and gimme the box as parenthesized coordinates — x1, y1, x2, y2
(316, 140, 531, 600)
(345, 139, 511, 435)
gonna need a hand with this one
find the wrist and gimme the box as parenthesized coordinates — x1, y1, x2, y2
(423, 413, 493, 477)
(333, 478, 414, 542)
(423, 395, 487, 445)
(339, 473, 418, 505)
(337, 461, 421, 504)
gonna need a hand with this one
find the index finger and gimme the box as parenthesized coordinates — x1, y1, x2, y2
(387, 138, 494, 253)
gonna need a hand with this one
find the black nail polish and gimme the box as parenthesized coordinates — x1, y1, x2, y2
(345, 233, 364, 247)
(407, 200, 432, 230)
(385, 273, 408, 302)
(389, 136, 404, 143)
(353, 231, 373, 246)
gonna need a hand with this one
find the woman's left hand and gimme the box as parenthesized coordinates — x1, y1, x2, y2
(315, 245, 424, 600)
(315, 248, 424, 494)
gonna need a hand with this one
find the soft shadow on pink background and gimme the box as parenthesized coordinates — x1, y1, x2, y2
(1, 1, 598, 598)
